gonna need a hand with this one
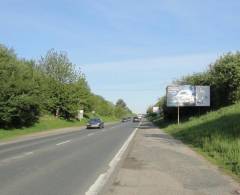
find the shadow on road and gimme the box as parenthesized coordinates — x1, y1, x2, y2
(144, 133, 181, 144)
(138, 121, 182, 144)
(138, 122, 154, 129)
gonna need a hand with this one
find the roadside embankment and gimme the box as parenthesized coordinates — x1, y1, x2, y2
(153, 102, 240, 180)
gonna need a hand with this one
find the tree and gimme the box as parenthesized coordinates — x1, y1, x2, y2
(0, 45, 40, 128)
(38, 49, 80, 118)
(114, 99, 132, 118)
(210, 52, 240, 106)
(72, 77, 92, 113)
(116, 99, 127, 108)
(39, 49, 77, 83)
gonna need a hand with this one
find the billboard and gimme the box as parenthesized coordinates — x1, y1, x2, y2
(152, 106, 159, 113)
(166, 85, 210, 107)
(195, 86, 210, 106)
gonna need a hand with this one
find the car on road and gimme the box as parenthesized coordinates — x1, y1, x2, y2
(132, 116, 140, 122)
(86, 118, 104, 129)
(122, 118, 128, 122)
(137, 114, 143, 119)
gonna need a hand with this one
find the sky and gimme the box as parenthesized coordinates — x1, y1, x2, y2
(1, 0, 240, 113)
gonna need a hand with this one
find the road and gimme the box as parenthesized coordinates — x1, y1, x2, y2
(0, 121, 137, 195)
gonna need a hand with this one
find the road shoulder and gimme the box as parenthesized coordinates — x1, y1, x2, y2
(106, 121, 240, 195)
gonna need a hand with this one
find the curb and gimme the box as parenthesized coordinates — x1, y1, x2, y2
(85, 122, 141, 195)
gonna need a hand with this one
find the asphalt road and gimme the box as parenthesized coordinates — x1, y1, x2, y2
(0, 121, 137, 195)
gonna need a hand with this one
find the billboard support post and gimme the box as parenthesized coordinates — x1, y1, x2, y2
(177, 103, 180, 125)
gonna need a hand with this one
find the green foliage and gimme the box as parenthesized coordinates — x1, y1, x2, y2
(88, 95, 114, 116)
(38, 49, 81, 118)
(0, 115, 87, 140)
(0, 45, 40, 128)
(72, 77, 92, 112)
(39, 49, 77, 83)
(115, 99, 132, 118)
(210, 52, 240, 106)
(0, 44, 132, 129)
(116, 99, 127, 108)
(114, 106, 126, 118)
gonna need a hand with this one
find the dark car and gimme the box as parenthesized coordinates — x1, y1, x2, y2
(122, 118, 128, 122)
(87, 118, 104, 129)
(132, 116, 140, 122)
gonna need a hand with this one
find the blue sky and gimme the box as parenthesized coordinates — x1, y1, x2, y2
(1, 0, 240, 113)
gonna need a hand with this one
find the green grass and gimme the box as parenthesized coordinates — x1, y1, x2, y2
(158, 103, 240, 179)
(0, 114, 120, 141)
(85, 113, 120, 123)
(0, 115, 89, 141)
(101, 116, 119, 122)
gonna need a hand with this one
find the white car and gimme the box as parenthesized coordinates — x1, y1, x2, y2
(175, 90, 195, 105)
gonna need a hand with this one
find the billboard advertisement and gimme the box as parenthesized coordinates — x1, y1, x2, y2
(152, 106, 160, 113)
(195, 86, 210, 106)
(166, 85, 210, 107)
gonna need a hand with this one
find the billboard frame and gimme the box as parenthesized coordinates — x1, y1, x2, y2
(166, 85, 210, 125)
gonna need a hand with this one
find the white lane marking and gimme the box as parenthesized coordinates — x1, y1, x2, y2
(87, 133, 94, 137)
(56, 140, 71, 146)
(4, 155, 24, 161)
(1, 151, 34, 163)
(85, 121, 142, 195)
(24, 151, 34, 156)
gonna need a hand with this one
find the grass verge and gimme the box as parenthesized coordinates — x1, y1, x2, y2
(0, 115, 120, 141)
(154, 103, 240, 180)
(0, 115, 87, 141)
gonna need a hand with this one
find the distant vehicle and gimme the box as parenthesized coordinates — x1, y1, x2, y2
(133, 116, 140, 122)
(122, 118, 128, 122)
(137, 114, 142, 119)
(86, 118, 104, 129)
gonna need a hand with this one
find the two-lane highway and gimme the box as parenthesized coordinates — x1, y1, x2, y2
(0, 121, 138, 195)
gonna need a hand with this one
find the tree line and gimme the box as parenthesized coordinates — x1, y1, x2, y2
(0, 44, 132, 128)
(148, 52, 240, 121)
